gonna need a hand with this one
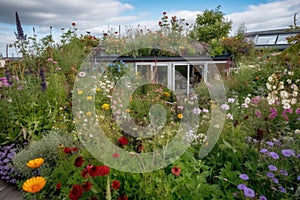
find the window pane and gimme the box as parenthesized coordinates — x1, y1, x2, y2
(256, 35, 277, 45)
(276, 33, 296, 44)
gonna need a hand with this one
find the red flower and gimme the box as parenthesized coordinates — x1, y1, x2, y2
(111, 180, 120, 190)
(171, 166, 181, 176)
(82, 181, 92, 191)
(97, 165, 110, 176)
(81, 168, 88, 178)
(64, 147, 72, 154)
(118, 194, 128, 200)
(72, 22, 76, 26)
(74, 156, 84, 167)
(87, 165, 99, 177)
(112, 153, 119, 158)
(163, 11, 167, 15)
(69, 184, 84, 200)
(56, 182, 61, 190)
(118, 136, 129, 146)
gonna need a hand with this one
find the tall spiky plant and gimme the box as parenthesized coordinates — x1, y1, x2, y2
(14, 12, 27, 40)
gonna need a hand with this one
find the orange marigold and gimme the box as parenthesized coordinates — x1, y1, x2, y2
(26, 158, 44, 169)
(22, 176, 46, 193)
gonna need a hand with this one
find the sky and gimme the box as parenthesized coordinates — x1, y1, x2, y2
(0, 0, 299, 57)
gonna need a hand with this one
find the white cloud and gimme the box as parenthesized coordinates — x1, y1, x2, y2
(227, 0, 300, 34)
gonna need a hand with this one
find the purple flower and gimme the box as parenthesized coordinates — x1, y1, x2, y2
(268, 165, 277, 171)
(237, 183, 247, 190)
(265, 141, 274, 147)
(267, 172, 275, 178)
(228, 98, 235, 103)
(268, 112, 278, 119)
(259, 195, 267, 200)
(221, 104, 230, 110)
(270, 107, 277, 113)
(251, 96, 260, 104)
(260, 148, 268, 153)
(297, 175, 300, 181)
(269, 152, 279, 159)
(295, 108, 300, 114)
(278, 186, 286, 193)
(281, 149, 295, 157)
(239, 174, 249, 180)
(272, 178, 279, 184)
(244, 187, 255, 198)
(255, 110, 262, 118)
(279, 169, 288, 176)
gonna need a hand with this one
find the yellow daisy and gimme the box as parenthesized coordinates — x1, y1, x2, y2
(101, 103, 110, 110)
(26, 158, 44, 169)
(86, 96, 93, 101)
(22, 176, 46, 193)
(177, 114, 183, 119)
(77, 90, 83, 95)
(96, 88, 101, 92)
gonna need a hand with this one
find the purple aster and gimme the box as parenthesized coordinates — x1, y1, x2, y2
(267, 172, 275, 178)
(239, 174, 249, 180)
(244, 187, 255, 198)
(221, 104, 230, 110)
(269, 152, 279, 159)
(272, 178, 279, 184)
(268, 165, 277, 171)
(266, 141, 274, 147)
(260, 148, 268, 153)
(281, 149, 295, 157)
(278, 186, 286, 193)
(237, 184, 247, 190)
(259, 195, 267, 200)
(279, 169, 288, 176)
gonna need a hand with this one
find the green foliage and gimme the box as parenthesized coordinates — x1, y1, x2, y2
(190, 5, 232, 44)
(12, 130, 74, 178)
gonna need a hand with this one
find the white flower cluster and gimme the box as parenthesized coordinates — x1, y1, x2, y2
(266, 72, 299, 109)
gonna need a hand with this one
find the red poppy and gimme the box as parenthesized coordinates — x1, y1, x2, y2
(74, 156, 84, 167)
(87, 165, 99, 177)
(81, 168, 88, 178)
(56, 182, 61, 190)
(118, 136, 129, 146)
(64, 147, 72, 154)
(72, 22, 76, 26)
(118, 194, 128, 200)
(82, 181, 92, 191)
(111, 180, 120, 190)
(171, 166, 181, 176)
(112, 153, 119, 158)
(97, 165, 110, 176)
(69, 184, 84, 200)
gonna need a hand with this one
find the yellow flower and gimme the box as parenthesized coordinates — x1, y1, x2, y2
(125, 109, 130, 113)
(86, 111, 92, 116)
(77, 90, 83, 95)
(164, 92, 171, 98)
(22, 176, 46, 193)
(86, 96, 93, 101)
(96, 88, 101, 92)
(177, 114, 183, 119)
(26, 158, 44, 169)
(102, 103, 110, 110)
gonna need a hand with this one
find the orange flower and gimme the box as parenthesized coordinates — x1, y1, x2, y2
(22, 176, 46, 193)
(26, 158, 44, 169)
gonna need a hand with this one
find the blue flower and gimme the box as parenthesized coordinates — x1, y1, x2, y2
(260, 148, 268, 153)
(278, 186, 286, 193)
(281, 149, 295, 157)
(237, 184, 247, 190)
(269, 152, 279, 159)
(243, 187, 255, 198)
(297, 175, 300, 181)
(272, 178, 278, 184)
(259, 195, 267, 200)
(266, 141, 274, 147)
(279, 169, 288, 176)
(239, 174, 249, 180)
(268, 165, 277, 171)
(267, 172, 275, 178)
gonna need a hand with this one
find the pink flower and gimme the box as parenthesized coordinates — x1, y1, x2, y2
(171, 166, 181, 176)
(255, 110, 262, 118)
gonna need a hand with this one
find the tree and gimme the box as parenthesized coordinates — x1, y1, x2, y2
(190, 5, 231, 44)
